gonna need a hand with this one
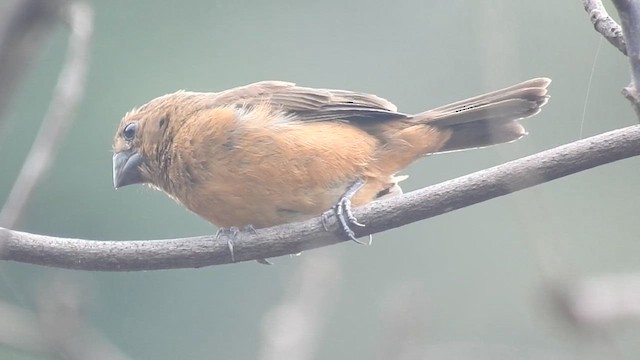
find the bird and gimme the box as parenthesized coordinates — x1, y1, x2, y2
(112, 78, 551, 258)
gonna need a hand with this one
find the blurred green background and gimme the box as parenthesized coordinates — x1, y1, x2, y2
(1, 0, 639, 359)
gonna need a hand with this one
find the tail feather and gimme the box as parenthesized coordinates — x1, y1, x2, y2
(413, 78, 551, 152)
(439, 120, 526, 153)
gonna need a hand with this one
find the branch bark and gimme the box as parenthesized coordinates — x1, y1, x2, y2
(583, 0, 627, 55)
(585, 0, 640, 118)
(1, 124, 639, 271)
(612, 0, 640, 91)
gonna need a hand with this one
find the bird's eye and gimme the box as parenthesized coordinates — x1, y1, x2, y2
(123, 122, 137, 141)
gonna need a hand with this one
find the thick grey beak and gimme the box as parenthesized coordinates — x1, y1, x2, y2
(113, 150, 144, 189)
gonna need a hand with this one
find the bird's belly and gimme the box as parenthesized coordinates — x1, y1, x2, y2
(182, 175, 351, 228)
(169, 120, 385, 228)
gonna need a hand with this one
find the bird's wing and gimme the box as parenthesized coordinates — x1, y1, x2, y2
(211, 81, 409, 122)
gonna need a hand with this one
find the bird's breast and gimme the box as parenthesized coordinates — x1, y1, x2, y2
(161, 106, 387, 228)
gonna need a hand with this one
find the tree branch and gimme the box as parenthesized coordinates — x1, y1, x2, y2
(0, 0, 65, 130)
(550, 273, 640, 326)
(612, 0, 640, 89)
(582, 0, 627, 55)
(0, 124, 639, 271)
(259, 250, 342, 360)
(0, 277, 131, 359)
(585, 0, 640, 118)
(0, 1, 93, 228)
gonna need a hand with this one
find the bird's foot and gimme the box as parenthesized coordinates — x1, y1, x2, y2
(215, 226, 241, 262)
(324, 179, 372, 245)
(215, 225, 272, 264)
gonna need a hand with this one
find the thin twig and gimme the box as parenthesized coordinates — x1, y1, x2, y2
(0, 300, 47, 354)
(0, 124, 639, 271)
(259, 249, 342, 360)
(0, 0, 65, 132)
(0, 1, 93, 228)
(552, 273, 640, 325)
(375, 282, 431, 360)
(35, 276, 131, 360)
(0, 277, 130, 359)
(582, 0, 627, 55)
(544, 274, 636, 359)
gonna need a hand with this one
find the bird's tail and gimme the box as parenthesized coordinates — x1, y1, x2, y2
(414, 77, 551, 153)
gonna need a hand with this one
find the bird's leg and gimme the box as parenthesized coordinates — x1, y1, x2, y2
(334, 179, 371, 245)
(215, 226, 241, 262)
(215, 225, 272, 264)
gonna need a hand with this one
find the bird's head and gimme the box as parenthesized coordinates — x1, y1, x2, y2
(112, 91, 205, 190)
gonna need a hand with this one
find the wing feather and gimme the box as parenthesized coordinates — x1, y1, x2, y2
(211, 81, 408, 122)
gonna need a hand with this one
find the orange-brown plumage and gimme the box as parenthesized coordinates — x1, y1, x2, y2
(113, 79, 551, 230)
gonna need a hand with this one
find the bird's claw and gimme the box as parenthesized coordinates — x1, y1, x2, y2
(333, 179, 370, 244)
(215, 225, 271, 264)
(256, 258, 273, 265)
(335, 198, 362, 243)
(216, 226, 241, 262)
